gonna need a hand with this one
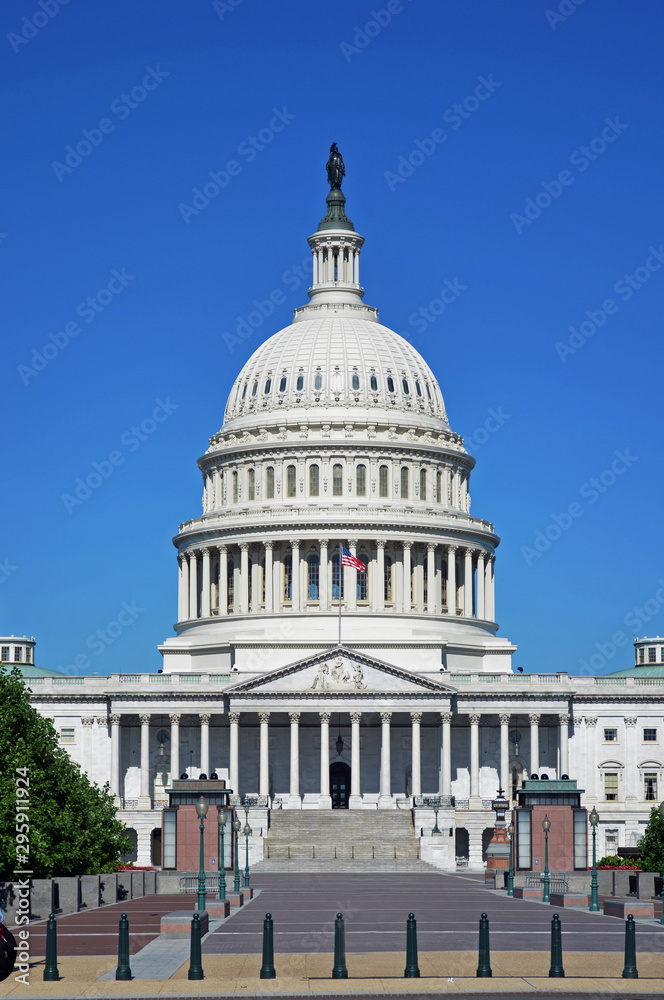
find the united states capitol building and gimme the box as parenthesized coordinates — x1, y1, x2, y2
(15, 148, 664, 870)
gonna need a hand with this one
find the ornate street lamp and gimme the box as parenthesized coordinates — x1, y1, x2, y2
(589, 806, 600, 912)
(233, 818, 241, 893)
(431, 797, 442, 836)
(195, 796, 209, 912)
(507, 821, 515, 897)
(542, 814, 551, 903)
(243, 821, 252, 887)
(217, 808, 227, 901)
(659, 800, 664, 924)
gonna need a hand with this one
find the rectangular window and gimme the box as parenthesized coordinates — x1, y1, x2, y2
(574, 810, 588, 869)
(14, 647, 22, 662)
(309, 464, 319, 497)
(332, 464, 343, 497)
(247, 468, 255, 501)
(643, 728, 658, 742)
(25, 647, 32, 664)
(232, 472, 238, 503)
(644, 773, 658, 801)
(1, 646, 9, 661)
(379, 465, 389, 498)
(604, 772, 618, 801)
(162, 809, 177, 869)
(419, 468, 427, 500)
(603, 728, 618, 742)
(648, 646, 657, 663)
(516, 809, 531, 869)
(638, 647, 645, 663)
(400, 467, 409, 499)
(604, 829, 618, 856)
(436, 470, 442, 503)
(332, 554, 344, 600)
(286, 465, 296, 498)
(60, 727, 75, 743)
(266, 467, 274, 499)
(356, 464, 367, 497)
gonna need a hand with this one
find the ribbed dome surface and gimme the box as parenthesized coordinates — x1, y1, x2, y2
(224, 314, 448, 424)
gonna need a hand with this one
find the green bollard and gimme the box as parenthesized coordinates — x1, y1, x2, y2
(476, 912, 492, 978)
(332, 912, 348, 979)
(187, 912, 204, 981)
(259, 913, 276, 979)
(622, 914, 638, 979)
(43, 913, 59, 982)
(548, 913, 565, 978)
(404, 912, 420, 978)
(115, 913, 132, 981)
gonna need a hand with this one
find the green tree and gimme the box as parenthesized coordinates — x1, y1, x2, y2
(637, 805, 664, 874)
(0, 665, 130, 878)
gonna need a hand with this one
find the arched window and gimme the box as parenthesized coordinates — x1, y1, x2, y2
(264, 378, 271, 394)
(370, 375, 378, 391)
(266, 467, 274, 499)
(425, 383, 432, 400)
(441, 558, 447, 608)
(232, 471, 238, 503)
(400, 467, 409, 499)
(384, 555, 393, 602)
(286, 464, 296, 498)
(356, 464, 366, 496)
(309, 464, 319, 496)
(314, 374, 322, 390)
(436, 470, 442, 503)
(419, 468, 427, 501)
(307, 554, 320, 600)
(379, 465, 389, 498)
(357, 551, 368, 601)
(332, 463, 343, 497)
(296, 375, 304, 391)
(251, 381, 258, 397)
(247, 468, 255, 501)
(241, 384, 248, 400)
(351, 374, 360, 390)
(227, 558, 235, 610)
(423, 558, 428, 605)
(415, 381, 422, 397)
(402, 378, 410, 394)
(279, 376, 287, 392)
(283, 555, 292, 601)
(387, 376, 395, 393)
(331, 553, 344, 599)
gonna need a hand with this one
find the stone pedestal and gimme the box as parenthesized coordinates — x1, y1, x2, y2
(160, 909, 209, 938)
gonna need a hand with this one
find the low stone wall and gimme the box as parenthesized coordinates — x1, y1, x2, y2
(0, 870, 156, 927)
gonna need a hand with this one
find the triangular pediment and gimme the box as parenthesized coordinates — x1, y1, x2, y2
(225, 646, 456, 696)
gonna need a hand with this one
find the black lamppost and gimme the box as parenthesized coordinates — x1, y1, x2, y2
(217, 808, 227, 901)
(233, 818, 241, 893)
(542, 814, 551, 903)
(243, 821, 252, 887)
(507, 821, 515, 897)
(431, 797, 442, 836)
(589, 806, 599, 912)
(195, 796, 208, 912)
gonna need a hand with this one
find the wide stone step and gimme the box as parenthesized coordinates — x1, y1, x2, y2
(254, 858, 436, 873)
(263, 843, 420, 860)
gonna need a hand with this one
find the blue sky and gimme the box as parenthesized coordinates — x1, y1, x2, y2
(3, 0, 664, 677)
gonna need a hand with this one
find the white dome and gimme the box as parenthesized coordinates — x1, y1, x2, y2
(223, 313, 449, 426)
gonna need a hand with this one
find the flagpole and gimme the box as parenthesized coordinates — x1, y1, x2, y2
(338, 542, 342, 646)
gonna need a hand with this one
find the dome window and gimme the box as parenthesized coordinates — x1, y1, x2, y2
(251, 381, 258, 397)
(415, 381, 422, 397)
(379, 465, 389, 498)
(331, 371, 343, 391)
(296, 375, 304, 391)
(356, 464, 367, 496)
(370, 375, 378, 391)
(419, 468, 427, 500)
(387, 376, 395, 393)
(232, 471, 238, 504)
(241, 384, 248, 400)
(286, 465, 296, 498)
(351, 374, 360, 390)
(266, 467, 275, 499)
(264, 379, 272, 394)
(400, 467, 409, 499)
(402, 379, 410, 394)
(309, 464, 320, 497)
(279, 376, 287, 392)
(332, 463, 343, 497)
(425, 383, 432, 400)
(248, 468, 255, 501)
(314, 374, 322, 390)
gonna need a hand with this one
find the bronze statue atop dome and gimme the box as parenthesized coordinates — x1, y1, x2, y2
(326, 143, 345, 189)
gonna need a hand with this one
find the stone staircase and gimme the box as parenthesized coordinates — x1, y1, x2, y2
(257, 809, 435, 872)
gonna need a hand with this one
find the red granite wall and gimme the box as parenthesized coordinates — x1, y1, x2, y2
(529, 804, 580, 871)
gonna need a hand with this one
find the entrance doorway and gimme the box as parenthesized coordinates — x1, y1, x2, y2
(330, 761, 351, 809)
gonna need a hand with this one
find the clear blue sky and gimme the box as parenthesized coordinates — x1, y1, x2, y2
(3, 0, 664, 677)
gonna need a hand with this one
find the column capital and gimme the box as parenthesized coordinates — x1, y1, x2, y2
(264, 540, 274, 551)
(558, 713, 570, 725)
(289, 711, 301, 724)
(477, 549, 486, 562)
(81, 716, 95, 727)
(228, 711, 241, 724)
(499, 713, 510, 725)
(218, 543, 227, 555)
(188, 549, 197, 561)
(529, 713, 541, 725)
(440, 711, 453, 724)
(402, 540, 412, 551)
(350, 711, 362, 724)
(320, 539, 328, 551)
(376, 539, 386, 550)
(259, 711, 270, 724)
(469, 713, 481, 726)
(240, 541, 249, 552)
(348, 538, 358, 548)
(94, 716, 106, 727)
(319, 712, 331, 723)
(139, 714, 151, 726)
(199, 713, 211, 725)
(624, 716, 637, 727)
(291, 538, 300, 549)
(169, 713, 181, 724)
(410, 711, 422, 723)
(380, 711, 392, 724)
(464, 546, 473, 557)
(447, 544, 457, 554)
(585, 716, 597, 727)
(201, 546, 210, 556)
(427, 542, 436, 553)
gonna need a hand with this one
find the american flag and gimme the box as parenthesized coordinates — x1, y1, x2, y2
(341, 545, 366, 572)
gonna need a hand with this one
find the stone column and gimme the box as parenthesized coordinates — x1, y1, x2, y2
(264, 542, 274, 612)
(558, 714, 570, 777)
(319, 712, 331, 807)
(178, 556, 187, 620)
(170, 713, 180, 783)
(463, 548, 473, 617)
(476, 551, 486, 619)
(446, 545, 457, 614)
(414, 548, 424, 613)
(291, 539, 301, 612)
(201, 548, 211, 617)
(349, 712, 362, 808)
(259, 712, 270, 799)
(81, 717, 94, 777)
(486, 556, 495, 621)
(110, 714, 121, 804)
(440, 711, 452, 796)
(347, 539, 358, 611)
(218, 545, 228, 616)
(469, 713, 481, 804)
(500, 714, 510, 795)
(138, 713, 151, 810)
(427, 543, 437, 614)
(375, 540, 385, 612)
(250, 547, 260, 613)
(410, 712, 422, 799)
(188, 550, 198, 619)
(584, 716, 597, 800)
(320, 540, 329, 610)
(229, 711, 240, 795)
(624, 717, 637, 802)
(402, 541, 412, 613)
(529, 713, 540, 775)
(289, 712, 301, 807)
(240, 543, 249, 614)
(214, 469, 222, 509)
(379, 711, 392, 808)
(200, 713, 210, 775)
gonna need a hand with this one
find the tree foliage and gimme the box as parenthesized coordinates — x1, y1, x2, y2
(638, 805, 664, 873)
(0, 666, 130, 879)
